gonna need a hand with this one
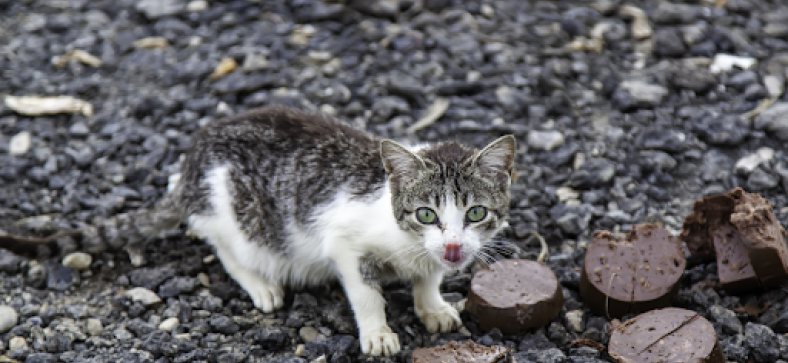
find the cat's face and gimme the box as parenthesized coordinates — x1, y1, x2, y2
(381, 136, 515, 271)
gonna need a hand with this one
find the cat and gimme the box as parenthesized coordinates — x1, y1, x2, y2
(1, 105, 516, 356)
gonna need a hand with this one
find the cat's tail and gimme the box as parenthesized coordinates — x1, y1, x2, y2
(0, 182, 187, 266)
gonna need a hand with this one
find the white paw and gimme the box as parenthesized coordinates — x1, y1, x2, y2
(245, 282, 284, 313)
(360, 326, 400, 356)
(417, 302, 462, 333)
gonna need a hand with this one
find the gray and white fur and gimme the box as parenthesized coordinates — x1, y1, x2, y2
(2, 106, 516, 356)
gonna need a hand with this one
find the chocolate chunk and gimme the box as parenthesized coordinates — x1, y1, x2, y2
(680, 187, 788, 293)
(579, 224, 685, 319)
(412, 340, 514, 363)
(466, 259, 563, 334)
(712, 224, 758, 295)
(729, 189, 788, 288)
(608, 308, 725, 363)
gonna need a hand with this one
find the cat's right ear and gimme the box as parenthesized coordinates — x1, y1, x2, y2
(380, 140, 426, 181)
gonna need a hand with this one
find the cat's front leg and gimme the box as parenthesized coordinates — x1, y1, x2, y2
(332, 253, 400, 356)
(413, 272, 462, 333)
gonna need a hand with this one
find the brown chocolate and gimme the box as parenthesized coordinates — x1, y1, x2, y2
(412, 340, 514, 363)
(466, 259, 563, 334)
(729, 188, 788, 288)
(579, 224, 685, 319)
(608, 308, 725, 363)
(680, 187, 788, 293)
(712, 224, 759, 295)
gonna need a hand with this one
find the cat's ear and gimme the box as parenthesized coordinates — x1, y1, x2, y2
(473, 135, 516, 174)
(380, 140, 426, 180)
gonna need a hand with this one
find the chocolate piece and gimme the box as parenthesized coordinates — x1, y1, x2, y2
(729, 189, 788, 288)
(412, 340, 514, 363)
(681, 194, 735, 259)
(466, 259, 563, 334)
(712, 224, 758, 295)
(680, 187, 788, 293)
(579, 224, 685, 319)
(608, 308, 725, 363)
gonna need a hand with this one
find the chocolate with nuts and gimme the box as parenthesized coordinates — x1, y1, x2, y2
(412, 340, 514, 363)
(466, 259, 563, 334)
(579, 224, 685, 319)
(608, 307, 725, 363)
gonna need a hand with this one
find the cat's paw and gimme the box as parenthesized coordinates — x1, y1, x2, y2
(417, 302, 462, 333)
(246, 282, 284, 313)
(360, 326, 400, 356)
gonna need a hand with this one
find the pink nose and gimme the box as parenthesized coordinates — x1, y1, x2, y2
(444, 244, 462, 263)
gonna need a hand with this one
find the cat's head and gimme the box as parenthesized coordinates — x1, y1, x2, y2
(381, 136, 516, 271)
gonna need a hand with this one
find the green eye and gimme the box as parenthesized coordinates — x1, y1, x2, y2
(466, 206, 487, 222)
(416, 208, 437, 224)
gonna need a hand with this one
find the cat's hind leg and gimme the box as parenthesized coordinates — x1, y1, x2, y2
(214, 246, 284, 313)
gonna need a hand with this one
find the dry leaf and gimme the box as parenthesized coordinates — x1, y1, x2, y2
(134, 37, 169, 49)
(734, 301, 771, 317)
(5, 95, 94, 117)
(52, 50, 103, 68)
(209, 57, 238, 80)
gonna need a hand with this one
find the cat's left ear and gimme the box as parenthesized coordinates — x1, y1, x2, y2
(473, 135, 516, 175)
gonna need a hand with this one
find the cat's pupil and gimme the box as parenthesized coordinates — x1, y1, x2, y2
(466, 206, 487, 222)
(416, 208, 437, 224)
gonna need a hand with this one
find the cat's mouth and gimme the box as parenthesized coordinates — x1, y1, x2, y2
(437, 244, 468, 269)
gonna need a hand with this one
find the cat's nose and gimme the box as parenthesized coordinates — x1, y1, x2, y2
(444, 243, 462, 263)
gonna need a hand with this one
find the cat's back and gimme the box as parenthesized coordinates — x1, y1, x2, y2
(177, 106, 387, 232)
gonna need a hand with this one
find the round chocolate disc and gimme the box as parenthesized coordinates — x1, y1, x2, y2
(608, 307, 725, 363)
(579, 224, 686, 318)
(466, 259, 563, 334)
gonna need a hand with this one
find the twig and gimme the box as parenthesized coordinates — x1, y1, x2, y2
(406, 97, 449, 134)
(527, 231, 549, 263)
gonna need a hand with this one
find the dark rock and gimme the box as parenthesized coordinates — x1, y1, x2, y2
(513, 348, 568, 363)
(46, 265, 79, 290)
(709, 305, 743, 335)
(158, 276, 198, 298)
(745, 323, 781, 363)
(654, 28, 688, 57)
(0, 252, 22, 273)
(692, 113, 748, 146)
(638, 129, 688, 153)
(747, 168, 780, 191)
(210, 315, 239, 335)
(129, 266, 176, 290)
(25, 353, 59, 363)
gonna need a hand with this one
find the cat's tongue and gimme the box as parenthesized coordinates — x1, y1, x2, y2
(444, 244, 462, 263)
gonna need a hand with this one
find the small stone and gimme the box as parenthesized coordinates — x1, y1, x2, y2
(747, 168, 780, 191)
(114, 328, 134, 341)
(86, 318, 103, 336)
(0, 305, 19, 333)
(735, 147, 775, 173)
(639, 150, 677, 171)
(159, 317, 179, 332)
(186, 0, 207, 12)
(653, 28, 687, 57)
(210, 315, 239, 335)
(136, 0, 186, 19)
(125, 287, 162, 306)
(197, 272, 210, 286)
(565, 310, 584, 333)
(0, 252, 22, 273)
(613, 80, 669, 110)
(528, 130, 565, 151)
(9, 336, 27, 350)
(745, 323, 781, 363)
(299, 326, 320, 343)
(710, 54, 757, 74)
(62, 252, 92, 271)
(754, 102, 788, 140)
(9, 131, 31, 155)
(69, 122, 89, 136)
(709, 305, 743, 335)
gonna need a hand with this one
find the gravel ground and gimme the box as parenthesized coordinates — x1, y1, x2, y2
(2, 0, 788, 362)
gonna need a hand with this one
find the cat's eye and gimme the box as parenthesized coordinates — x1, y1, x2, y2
(466, 206, 487, 222)
(416, 208, 437, 224)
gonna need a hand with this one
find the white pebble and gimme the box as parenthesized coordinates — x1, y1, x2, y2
(527, 130, 565, 151)
(159, 317, 179, 332)
(565, 310, 584, 333)
(9, 131, 31, 156)
(8, 336, 27, 350)
(0, 305, 18, 333)
(186, 0, 208, 12)
(87, 318, 103, 336)
(125, 287, 162, 306)
(710, 54, 756, 74)
(735, 147, 774, 173)
(62, 252, 93, 270)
